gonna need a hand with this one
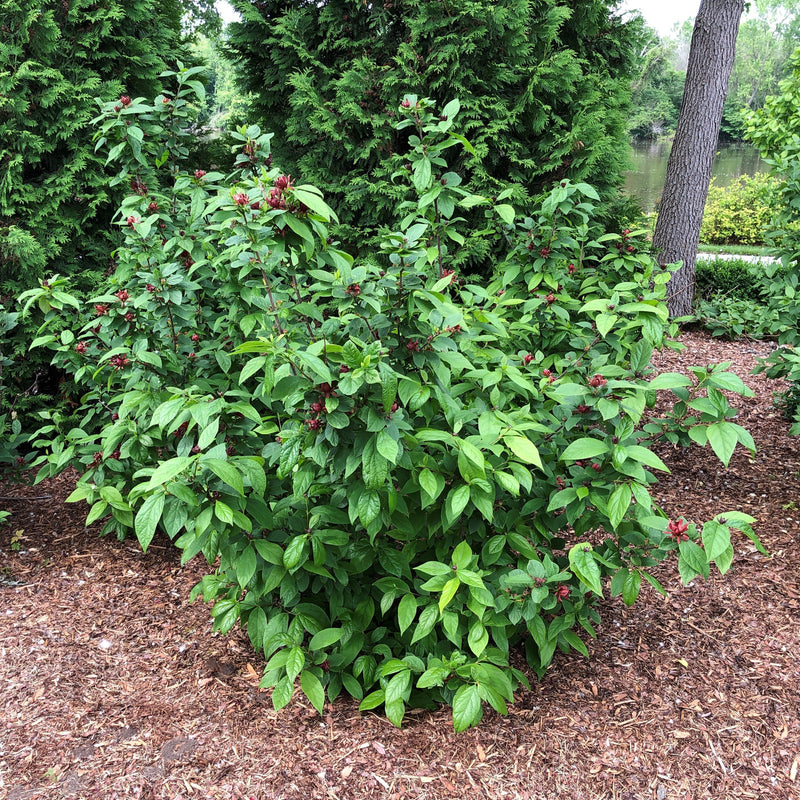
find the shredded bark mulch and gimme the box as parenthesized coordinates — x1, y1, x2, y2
(1, 332, 799, 800)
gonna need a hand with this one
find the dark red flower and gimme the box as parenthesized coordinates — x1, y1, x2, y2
(94, 304, 108, 316)
(75, 341, 87, 354)
(588, 374, 607, 388)
(194, 170, 207, 180)
(126, 215, 138, 227)
(124, 312, 135, 322)
(233, 192, 250, 207)
(522, 353, 534, 365)
(115, 289, 129, 304)
(555, 585, 570, 602)
(667, 518, 690, 542)
(120, 95, 131, 106)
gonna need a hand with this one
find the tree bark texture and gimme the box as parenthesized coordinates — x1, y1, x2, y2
(652, 0, 745, 317)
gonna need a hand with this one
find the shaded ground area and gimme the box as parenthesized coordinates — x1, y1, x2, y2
(1, 333, 799, 800)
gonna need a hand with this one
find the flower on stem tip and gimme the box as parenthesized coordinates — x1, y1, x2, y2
(667, 518, 689, 543)
(588, 374, 607, 388)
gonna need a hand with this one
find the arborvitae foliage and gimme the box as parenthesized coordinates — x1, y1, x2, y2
(226, 0, 640, 257)
(0, 0, 186, 431)
(0, 0, 186, 290)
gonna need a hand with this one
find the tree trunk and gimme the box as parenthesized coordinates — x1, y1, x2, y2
(652, 0, 745, 317)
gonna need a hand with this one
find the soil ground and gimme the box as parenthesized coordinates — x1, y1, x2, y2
(1, 332, 799, 800)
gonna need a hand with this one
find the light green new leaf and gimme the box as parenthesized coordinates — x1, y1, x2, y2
(505, 435, 543, 468)
(568, 542, 603, 596)
(560, 438, 609, 461)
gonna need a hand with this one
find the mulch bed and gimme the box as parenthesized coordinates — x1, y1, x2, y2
(1, 332, 799, 800)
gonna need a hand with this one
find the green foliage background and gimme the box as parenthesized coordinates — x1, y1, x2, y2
(225, 0, 641, 257)
(0, 0, 188, 432)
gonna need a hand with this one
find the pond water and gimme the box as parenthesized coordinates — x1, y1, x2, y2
(624, 140, 768, 212)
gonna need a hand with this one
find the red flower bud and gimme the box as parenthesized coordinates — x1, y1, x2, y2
(588, 374, 607, 388)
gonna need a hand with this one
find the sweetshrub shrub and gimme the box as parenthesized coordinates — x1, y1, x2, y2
(23, 74, 763, 730)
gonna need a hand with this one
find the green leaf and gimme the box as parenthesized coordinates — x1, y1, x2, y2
(561, 629, 589, 657)
(135, 492, 165, 552)
(204, 458, 244, 495)
(505, 436, 543, 468)
(595, 312, 618, 338)
(452, 684, 483, 732)
(607, 484, 632, 529)
(648, 373, 692, 390)
(467, 620, 489, 657)
(621, 570, 641, 606)
(561, 438, 609, 461)
(293, 186, 336, 221)
(494, 204, 515, 225)
(271, 675, 294, 711)
(376, 430, 399, 463)
(397, 594, 417, 635)
(145, 457, 192, 489)
(701, 519, 732, 562)
(236, 546, 257, 587)
(457, 439, 486, 481)
(357, 489, 381, 527)
(359, 689, 386, 711)
(624, 445, 670, 472)
(679, 539, 710, 580)
(439, 577, 461, 613)
(444, 484, 470, 527)
(214, 500, 234, 525)
(568, 543, 603, 596)
(308, 628, 344, 650)
(300, 670, 325, 715)
(706, 422, 739, 467)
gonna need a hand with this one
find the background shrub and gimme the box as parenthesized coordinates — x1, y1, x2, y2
(699, 173, 780, 246)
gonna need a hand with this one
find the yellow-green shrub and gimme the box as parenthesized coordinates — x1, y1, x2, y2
(700, 173, 780, 246)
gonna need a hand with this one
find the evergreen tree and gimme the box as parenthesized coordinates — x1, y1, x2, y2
(0, 0, 186, 425)
(225, 0, 641, 255)
(0, 0, 187, 291)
